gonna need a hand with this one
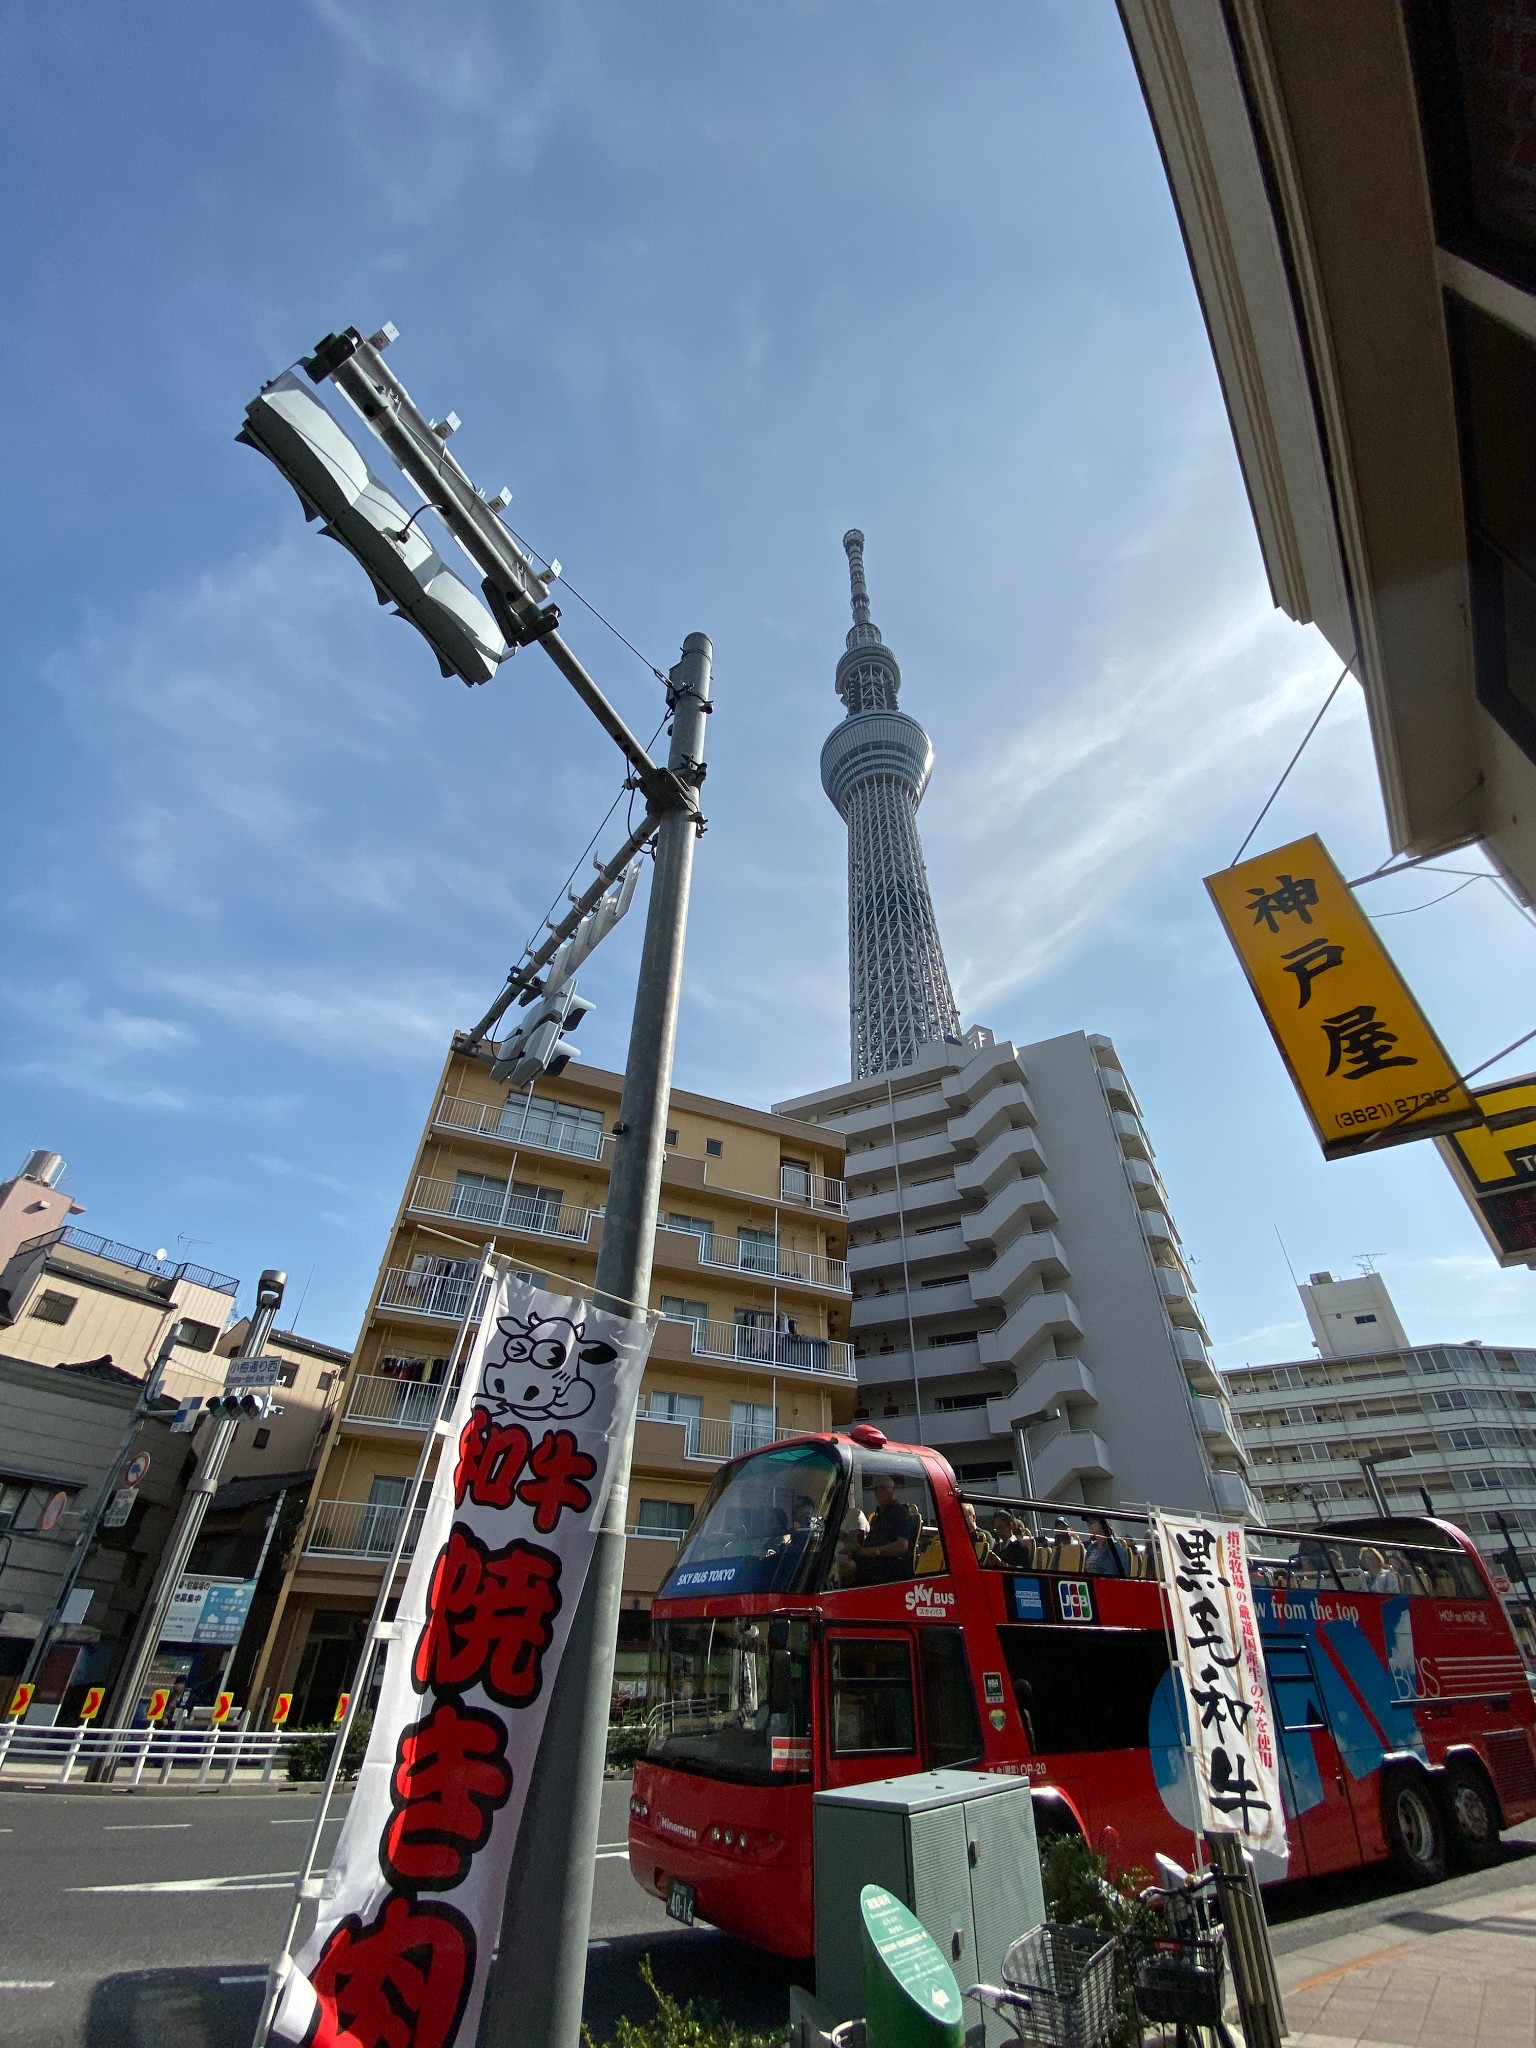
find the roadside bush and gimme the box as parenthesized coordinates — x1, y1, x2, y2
(586, 1956, 787, 2048)
(1039, 1834, 1161, 2048)
(285, 1709, 374, 1783)
(606, 1719, 651, 1772)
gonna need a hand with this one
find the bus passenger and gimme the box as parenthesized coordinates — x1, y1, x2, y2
(855, 1473, 921, 1583)
(1359, 1545, 1401, 1595)
(1084, 1515, 1129, 1577)
(962, 1501, 995, 1566)
(991, 1512, 1034, 1570)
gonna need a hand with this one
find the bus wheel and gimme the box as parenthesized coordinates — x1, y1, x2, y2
(1442, 1762, 1501, 1871)
(1383, 1770, 1446, 1884)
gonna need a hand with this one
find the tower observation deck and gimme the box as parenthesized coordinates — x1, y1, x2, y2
(820, 530, 960, 1079)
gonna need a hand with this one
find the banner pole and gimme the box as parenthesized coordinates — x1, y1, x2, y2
(251, 1243, 499, 2048)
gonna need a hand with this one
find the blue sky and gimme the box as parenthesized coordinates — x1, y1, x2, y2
(3, 0, 1533, 1364)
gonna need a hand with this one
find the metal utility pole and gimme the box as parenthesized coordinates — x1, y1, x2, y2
(14, 1318, 186, 1699)
(101, 1270, 286, 1730)
(479, 634, 712, 2048)
(1207, 1833, 1286, 2048)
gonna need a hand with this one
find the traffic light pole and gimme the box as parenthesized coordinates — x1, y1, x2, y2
(478, 633, 713, 2048)
(100, 1271, 286, 1735)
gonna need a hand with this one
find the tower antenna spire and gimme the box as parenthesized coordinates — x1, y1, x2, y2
(844, 527, 872, 630)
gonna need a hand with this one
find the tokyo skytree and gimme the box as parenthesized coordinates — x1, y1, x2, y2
(820, 530, 961, 1079)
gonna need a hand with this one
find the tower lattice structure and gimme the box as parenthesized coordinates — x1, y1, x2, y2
(820, 530, 961, 1079)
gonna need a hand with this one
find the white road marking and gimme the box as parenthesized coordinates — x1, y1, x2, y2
(0, 1982, 56, 1991)
(269, 1815, 342, 1824)
(595, 1851, 630, 1861)
(219, 1974, 268, 1985)
(103, 1822, 192, 1831)
(70, 1869, 299, 1895)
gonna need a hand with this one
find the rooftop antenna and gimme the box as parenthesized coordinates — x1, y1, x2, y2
(1272, 1223, 1300, 1289)
(1355, 1251, 1385, 1274)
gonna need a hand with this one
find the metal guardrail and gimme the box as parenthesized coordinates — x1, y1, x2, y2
(0, 1720, 334, 1787)
(409, 1176, 593, 1241)
(13, 1225, 240, 1296)
(433, 1092, 607, 1159)
(779, 1166, 847, 1212)
(684, 1233, 848, 1291)
(306, 1496, 428, 1557)
(635, 1407, 795, 1463)
(377, 1265, 493, 1321)
(677, 1316, 854, 1377)
(346, 1371, 452, 1430)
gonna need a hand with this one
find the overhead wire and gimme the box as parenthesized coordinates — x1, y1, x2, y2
(1365, 877, 1479, 917)
(1228, 661, 1354, 867)
(504, 522, 671, 686)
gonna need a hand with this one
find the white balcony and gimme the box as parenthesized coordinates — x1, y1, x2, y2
(635, 1406, 796, 1463)
(433, 1091, 607, 1161)
(662, 1224, 849, 1293)
(779, 1165, 847, 1213)
(1211, 1470, 1258, 1518)
(669, 1316, 855, 1379)
(305, 1498, 426, 1559)
(409, 1176, 594, 1243)
(377, 1266, 489, 1323)
(345, 1373, 449, 1431)
(1124, 1157, 1168, 1208)
(1158, 1266, 1206, 1333)
(1194, 1394, 1248, 1463)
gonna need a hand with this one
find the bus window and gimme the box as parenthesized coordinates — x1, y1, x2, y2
(830, 1637, 917, 1755)
(647, 1616, 812, 1783)
(1267, 1645, 1326, 1731)
(918, 1627, 983, 1768)
(658, 1441, 844, 1597)
(826, 1450, 944, 1589)
(998, 1627, 1170, 1753)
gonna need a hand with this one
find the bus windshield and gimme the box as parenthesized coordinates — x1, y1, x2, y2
(648, 1615, 813, 1783)
(659, 1440, 845, 1598)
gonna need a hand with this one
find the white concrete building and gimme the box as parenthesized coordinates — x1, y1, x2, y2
(776, 1029, 1253, 1514)
(1224, 1275, 1536, 1652)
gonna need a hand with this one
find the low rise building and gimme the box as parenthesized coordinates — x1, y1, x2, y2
(776, 1029, 1254, 1516)
(1224, 1273, 1536, 1654)
(249, 1044, 855, 1722)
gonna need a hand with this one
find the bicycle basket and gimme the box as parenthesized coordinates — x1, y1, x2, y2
(998, 1923, 1117, 2048)
(1130, 1933, 1226, 2027)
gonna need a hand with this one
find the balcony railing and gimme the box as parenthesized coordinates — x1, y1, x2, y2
(18, 1225, 240, 1297)
(305, 1498, 427, 1559)
(377, 1266, 492, 1322)
(779, 1165, 847, 1213)
(670, 1316, 855, 1378)
(636, 1406, 792, 1462)
(409, 1176, 593, 1242)
(345, 1373, 452, 1431)
(433, 1091, 607, 1161)
(664, 1226, 848, 1292)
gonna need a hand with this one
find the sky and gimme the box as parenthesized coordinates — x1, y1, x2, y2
(2, 1, 1533, 1366)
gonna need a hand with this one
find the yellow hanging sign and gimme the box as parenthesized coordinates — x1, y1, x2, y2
(1205, 834, 1480, 1159)
(1436, 1072, 1536, 1267)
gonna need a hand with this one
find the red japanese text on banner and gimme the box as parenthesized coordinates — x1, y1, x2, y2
(270, 1274, 654, 2048)
(1153, 1510, 1289, 1867)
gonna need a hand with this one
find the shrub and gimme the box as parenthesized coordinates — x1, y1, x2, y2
(1039, 1834, 1161, 2048)
(586, 1956, 787, 2048)
(284, 1709, 373, 1783)
(606, 1720, 651, 1772)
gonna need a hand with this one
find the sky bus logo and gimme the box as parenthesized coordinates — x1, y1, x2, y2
(904, 1582, 957, 1616)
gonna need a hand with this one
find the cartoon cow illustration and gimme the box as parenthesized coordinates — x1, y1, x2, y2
(479, 1309, 616, 1422)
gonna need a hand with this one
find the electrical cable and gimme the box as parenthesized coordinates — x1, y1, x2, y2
(504, 524, 671, 686)
(1229, 661, 1354, 868)
(1461, 1025, 1536, 1087)
(1366, 877, 1479, 917)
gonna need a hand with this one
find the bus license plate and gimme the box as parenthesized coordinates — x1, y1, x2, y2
(666, 1879, 695, 1926)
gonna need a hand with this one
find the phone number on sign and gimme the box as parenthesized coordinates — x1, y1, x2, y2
(1334, 1088, 1453, 1131)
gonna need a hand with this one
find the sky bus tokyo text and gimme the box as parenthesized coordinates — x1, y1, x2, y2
(626, 1426, 1536, 1958)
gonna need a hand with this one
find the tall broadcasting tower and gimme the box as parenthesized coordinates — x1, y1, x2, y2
(820, 530, 961, 1079)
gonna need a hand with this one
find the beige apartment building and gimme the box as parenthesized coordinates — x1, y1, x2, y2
(250, 1044, 855, 1721)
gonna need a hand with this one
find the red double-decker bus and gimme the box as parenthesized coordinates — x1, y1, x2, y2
(627, 1425, 1536, 1957)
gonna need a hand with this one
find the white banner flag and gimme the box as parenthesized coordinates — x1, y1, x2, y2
(272, 1273, 653, 2048)
(1153, 1511, 1289, 1866)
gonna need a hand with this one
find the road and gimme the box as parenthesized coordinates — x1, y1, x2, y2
(10, 1784, 1526, 2048)
(0, 1780, 803, 2048)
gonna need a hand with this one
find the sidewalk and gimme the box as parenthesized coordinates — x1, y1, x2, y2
(1254, 1877, 1536, 2047)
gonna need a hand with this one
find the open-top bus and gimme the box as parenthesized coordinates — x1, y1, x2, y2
(626, 1424, 1536, 1957)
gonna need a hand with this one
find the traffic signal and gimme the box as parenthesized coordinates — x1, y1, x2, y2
(238, 372, 508, 687)
(489, 980, 594, 1086)
(206, 1390, 282, 1421)
(541, 862, 641, 989)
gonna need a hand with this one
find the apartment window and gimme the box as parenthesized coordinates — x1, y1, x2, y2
(253, 1428, 271, 1450)
(781, 1158, 812, 1199)
(30, 1290, 76, 1326)
(635, 1498, 694, 1537)
(450, 1170, 510, 1223)
(173, 1318, 219, 1352)
(930, 1331, 979, 1348)
(507, 1182, 566, 1233)
(705, 1138, 723, 1159)
(318, 1371, 335, 1392)
(659, 1297, 708, 1336)
(498, 1095, 604, 1158)
(278, 1364, 298, 1388)
(1355, 1314, 1378, 1326)
(665, 1129, 678, 1148)
(666, 1213, 714, 1254)
(738, 1227, 778, 1276)
(920, 1274, 963, 1289)
(932, 1392, 989, 1412)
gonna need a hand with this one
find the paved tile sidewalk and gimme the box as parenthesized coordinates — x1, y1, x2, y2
(1242, 1878, 1536, 2046)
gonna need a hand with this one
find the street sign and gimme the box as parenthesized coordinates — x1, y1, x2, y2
(1436, 1071, 1536, 1268)
(6, 1684, 34, 1718)
(859, 1885, 965, 2048)
(272, 1692, 293, 1727)
(212, 1692, 235, 1726)
(223, 1356, 285, 1391)
(1206, 834, 1479, 1159)
(123, 1452, 151, 1488)
(160, 1575, 259, 1647)
(39, 1491, 69, 1531)
(146, 1688, 171, 1723)
(102, 1489, 137, 1529)
(79, 1687, 105, 1721)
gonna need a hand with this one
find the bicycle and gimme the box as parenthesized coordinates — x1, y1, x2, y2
(1127, 1854, 1237, 2048)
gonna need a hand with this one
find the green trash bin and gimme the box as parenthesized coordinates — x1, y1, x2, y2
(860, 1884, 966, 2048)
